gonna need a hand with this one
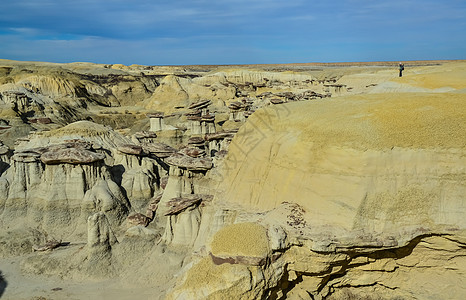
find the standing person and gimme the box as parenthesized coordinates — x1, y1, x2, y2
(399, 62, 405, 77)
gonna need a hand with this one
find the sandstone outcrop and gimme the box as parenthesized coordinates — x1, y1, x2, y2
(1, 59, 466, 300)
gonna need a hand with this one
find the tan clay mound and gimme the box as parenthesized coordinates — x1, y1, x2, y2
(39, 120, 111, 137)
(217, 92, 466, 232)
(392, 62, 466, 90)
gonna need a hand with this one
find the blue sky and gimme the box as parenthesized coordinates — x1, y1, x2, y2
(0, 0, 465, 65)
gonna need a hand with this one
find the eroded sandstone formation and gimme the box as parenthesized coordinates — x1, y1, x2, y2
(0, 59, 465, 300)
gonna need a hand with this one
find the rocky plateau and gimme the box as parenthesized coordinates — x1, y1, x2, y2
(0, 59, 465, 299)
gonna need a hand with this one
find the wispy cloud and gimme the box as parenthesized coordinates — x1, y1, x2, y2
(0, 0, 465, 64)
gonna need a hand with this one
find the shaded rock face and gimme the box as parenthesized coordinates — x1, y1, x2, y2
(0, 121, 161, 237)
(85, 212, 119, 277)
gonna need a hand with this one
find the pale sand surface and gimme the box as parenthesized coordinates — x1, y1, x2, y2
(1, 255, 162, 300)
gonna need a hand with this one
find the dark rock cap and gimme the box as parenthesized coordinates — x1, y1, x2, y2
(12, 150, 42, 163)
(146, 112, 164, 118)
(41, 147, 105, 165)
(228, 101, 246, 110)
(185, 110, 202, 117)
(188, 99, 211, 110)
(165, 153, 213, 170)
(117, 144, 143, 156)
(178, 147, 206, 158)
(187, 136, 205, 145)
(270, 98, 284, 104)
(142, 142, 177, 158)
(134, 131, 157, 139)
(165, 195, 202, 216)
(201, 114, 215, 122)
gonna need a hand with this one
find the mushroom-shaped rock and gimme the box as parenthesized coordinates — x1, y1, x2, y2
(117, 144, 143, 155)
(165, 195, 202, 216)
(41, 147, 105, 165)
(188, 99, 211, 110)
(270, 98, 284, 105)
(186, 115, 202, 121)
(242, 98, 254, 104)
(185, 110, 202, 118)
(179, 147, 206, 158)
(142, 142, 177, 158)
(228, 101, 245, 110)
(146, 111, 165, 118)
(12, 150, 42, 163)
(187, 136, 205, 146)
(201, 114, 215, 122)
(165, 153, 213, 171)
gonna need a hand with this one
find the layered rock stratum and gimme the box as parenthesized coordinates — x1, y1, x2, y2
(0, 59, 465, 299)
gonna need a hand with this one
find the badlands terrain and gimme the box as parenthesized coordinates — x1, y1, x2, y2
(0, 59, 465, 300)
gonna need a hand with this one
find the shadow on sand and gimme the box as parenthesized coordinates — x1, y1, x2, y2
(0, 271, 6, 298)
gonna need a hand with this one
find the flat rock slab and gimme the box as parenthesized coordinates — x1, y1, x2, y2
(41, 148, 105, 164)
(165, 153, 212, 170)
(146, 112, 164, 118)
(188, 99, 211, 110)
(134, 131, 157, 139)
(12, 151, 42, 163)
(117, 144, 143, 155)
(205, 132, 235, 141)
(179, 147, 206, 158)
(143, 142, 177, 158)
(165, 195, 202, 216)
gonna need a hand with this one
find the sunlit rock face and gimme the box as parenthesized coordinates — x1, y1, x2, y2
(1, 59, 466, 300)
